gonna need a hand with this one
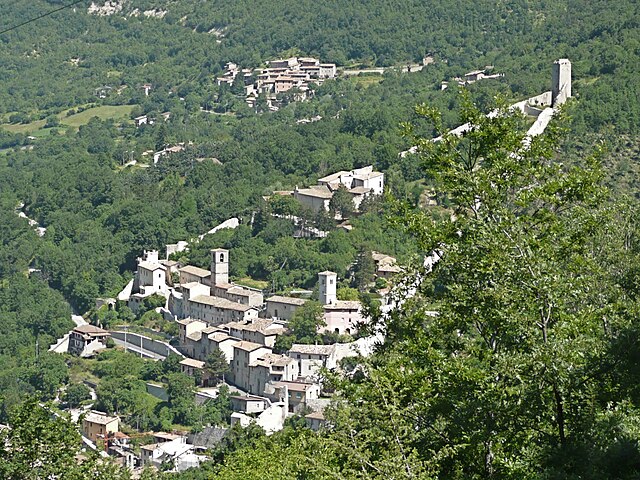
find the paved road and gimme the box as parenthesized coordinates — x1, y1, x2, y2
(112, 338, 166, 360)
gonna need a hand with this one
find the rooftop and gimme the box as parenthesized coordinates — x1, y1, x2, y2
(180, 265, 211, 278)
(84, 411, 118, 425)
(353, 171, 384, 181)
(324, 300, 361, 311)
(177, 318, 206, 326)
(294, 186, 333, 199)
(190, 295, 255, 312)
(138, 261, 166, 272)
(207, 331, 237, 343)
(180, 358, 205, 369)
(234, 340, 268, 352)
(229, 319, 285, 335)
(256, 354, 296, 367)
(273, 380, 316, 392)
(305, 410, 325, 420)
(73, 324, 110, 336)
(349, 186, 372, 195)
(317, 171, 348, 183)
(230, 395, 267, 402)
(266, 295, 307, 306)
(289, 344, 336, 356)
(154, 432, 185, 442)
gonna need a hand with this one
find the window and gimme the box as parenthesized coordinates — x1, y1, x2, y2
(330, 279, 333, 284)
(296, 392, 302, 399)
(220, 254, 224, 262)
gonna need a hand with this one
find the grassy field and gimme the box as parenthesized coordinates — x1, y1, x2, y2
(236, 277, 269, 290)
(1, 119, 46, 134)
(0, 104, 137, 135)
(61, 105, 136, 127)
(348, 75, 384, 88)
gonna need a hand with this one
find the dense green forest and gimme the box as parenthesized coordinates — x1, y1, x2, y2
(2, 0, 640, 477)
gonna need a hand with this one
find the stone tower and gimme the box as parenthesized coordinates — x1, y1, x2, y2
(211, 248, 229, 286)
(552, 58, 571, 106)
(318, 271, 337, 305)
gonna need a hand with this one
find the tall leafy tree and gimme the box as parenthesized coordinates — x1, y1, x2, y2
(0, 399, 129, 480)
(205, 349, 230, 385)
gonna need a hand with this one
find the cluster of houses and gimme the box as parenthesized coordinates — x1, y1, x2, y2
(217, 57, 337, 111)
(68, 243, 400, 471)
(81, 412, 208, 472)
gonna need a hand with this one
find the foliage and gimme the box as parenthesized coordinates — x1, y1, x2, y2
(205, 349, 230, 385)
(63, 382, 91, 408)
(328, 184, 355, 219)
(0, 398, 129, 479)
(288, 300, 325, 343)
(352, 246, 376, 291)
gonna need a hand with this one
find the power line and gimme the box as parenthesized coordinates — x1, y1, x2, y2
(0, 0, 87, 36)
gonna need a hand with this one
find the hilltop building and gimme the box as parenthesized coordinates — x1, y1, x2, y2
(289, 165, 384, 214)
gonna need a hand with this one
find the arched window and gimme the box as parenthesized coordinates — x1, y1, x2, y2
(220, 253, 224, 262)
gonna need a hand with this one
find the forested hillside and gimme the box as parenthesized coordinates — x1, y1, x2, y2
(1, 0, 640, 477)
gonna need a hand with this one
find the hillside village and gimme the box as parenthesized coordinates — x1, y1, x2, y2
(216, 56, 337, 111)
(47, 191, 400, 472)
(38, 61, 573, 473)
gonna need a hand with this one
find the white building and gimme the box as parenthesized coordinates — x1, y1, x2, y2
(140, 437, 207, 472)
(288, 343, 340, 378)
(129, 250, 169, 312)
(317, 165, 384, 196)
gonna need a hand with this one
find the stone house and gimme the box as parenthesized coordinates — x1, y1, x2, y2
(68, 325, 111, 356)
(288, 343, 340, 378)
(228, 341, 272, 392)
(248, 354, 299, 396)
(271, 380, 320, 414)
(265, 295, 307, 320)
(225, 319, 287, 348)
(82, 411, 119, 443)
